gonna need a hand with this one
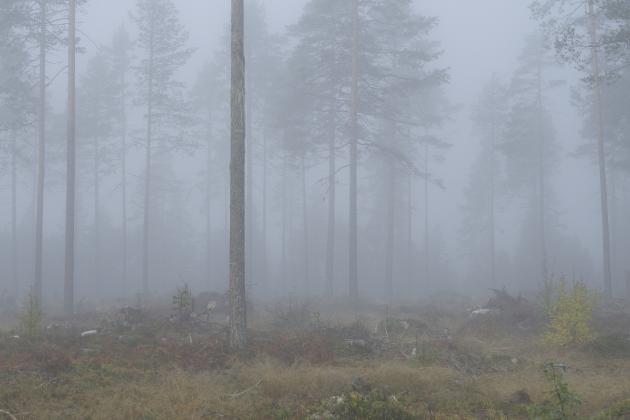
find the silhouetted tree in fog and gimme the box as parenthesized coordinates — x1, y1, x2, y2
(0, 1, 36, 301)
(462, 77, 508, 288)
(532, 0, 614, 297)
(286, 0, 448, 299)
(22, 0, 67, 304)
(286, 0, 353, 297)
(110, 25, 133, 294)
(133, 0, 193, 297)
(77, 51, 121, 297)
(501, 34, 560, 286)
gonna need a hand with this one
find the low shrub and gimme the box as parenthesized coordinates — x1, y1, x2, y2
(544, 281, 596, 347)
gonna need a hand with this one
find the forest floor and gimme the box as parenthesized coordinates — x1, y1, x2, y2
(1, 292, 630, 419)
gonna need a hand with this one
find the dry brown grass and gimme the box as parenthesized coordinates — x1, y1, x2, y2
(2, 298, 630, 419)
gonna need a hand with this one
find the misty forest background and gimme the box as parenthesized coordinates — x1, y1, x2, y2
(1, 0, 629, 308)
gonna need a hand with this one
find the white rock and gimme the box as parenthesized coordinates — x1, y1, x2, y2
(470, 308, 498, 317)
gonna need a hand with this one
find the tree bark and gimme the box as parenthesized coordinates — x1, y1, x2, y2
(93, 137, 100, 295)
(536, 61, 548, 284)
(229, 0, 247, 349)
(489, 79, 497, 288)
(281, 151, 287, 292)
(424, 142, 429, 285)
(348, 0, 359, 300)
(245, 72, 253, 289)
(325, 103, 336, 298)
(34, 0, 47, 305)
(206, 116, 213, 289)
(384, 161, 395, 299)
(407, 173, 413, 293)
(142, 16, 155, 298)
(588, 0, 613, 298)
(120, 47, 128, 296)
(261, 131, 268, 290)
(64, 0, 77, 316)
(11, 135, 18, 299)
(301, 153, 309, 295)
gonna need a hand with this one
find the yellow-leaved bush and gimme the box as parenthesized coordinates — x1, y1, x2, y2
(544, 281, 597, 347)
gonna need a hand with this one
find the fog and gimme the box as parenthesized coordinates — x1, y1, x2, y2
(1, 0, 628, 308)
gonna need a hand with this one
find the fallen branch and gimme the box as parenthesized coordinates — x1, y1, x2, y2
(0, 409, 17, 420)
(225, 378, 263, 399)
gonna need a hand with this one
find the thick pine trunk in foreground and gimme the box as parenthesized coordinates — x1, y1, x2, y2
(229, 0, 247, 349)
(34, 0, 47, 305)
(64, 0, 77, 316)
(348, 0, 359, 300)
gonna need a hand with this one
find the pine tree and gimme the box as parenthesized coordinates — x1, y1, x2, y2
(77, 50, 120, 297)
(133, 0, 194, 297)
(64, 0, 77, 316)
(0, 1, 36, 301)
(230, 0, 247, 350)
(532, 0, 614, 297)
(462, 76, 508, 288)
(501, 34, 560, 286)
(287, 0, 448, 298)
(286, 0, 353, 297)
(109, 25, 133, 294)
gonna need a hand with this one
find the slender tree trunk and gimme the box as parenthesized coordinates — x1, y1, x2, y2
(610, 167, 618, 283)
(11, 135, 18, 299)
(206, 117, 213, 289)
(142, 23, 155, 298)
(348, 0, 359, 300)
(261, 131, 268, 291)
(229, 0, 247, 349)
(301, 153, 309, 296)
(407, 173, 413, 293)
(588, 0, 613, 298)
(34, 0, 47, 305)
(245, 74, 253, 288)
(120, 53, 128, 296)
(384, 162, 395, 299)
(424, 142, 429, 285)
(489, 81, 497, 287)
(121, 132, 127, 295)
(281, 152, 288, 292)
(537, 61, 549, 284)
(325, 104, 336, 298)
(93, 137, 100, 294)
